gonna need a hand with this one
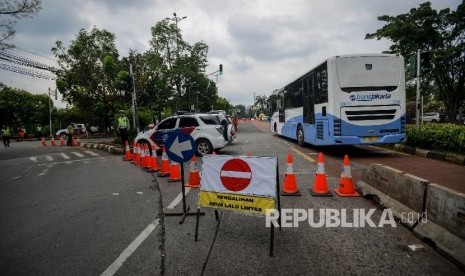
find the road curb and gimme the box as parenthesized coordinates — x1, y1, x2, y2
(393, 144, 464, 166)
(82, 142, 124, 155)
(357, 164, 465, 269)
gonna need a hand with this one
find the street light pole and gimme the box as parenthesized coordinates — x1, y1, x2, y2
(48, 88, 52, 137)
(415, 48, 421, 130)
(130, 64, 139, 133)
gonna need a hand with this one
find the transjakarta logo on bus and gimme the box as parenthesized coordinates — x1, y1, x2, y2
(350, 93, 392, 101)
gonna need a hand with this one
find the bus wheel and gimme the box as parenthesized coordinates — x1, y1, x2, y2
(297, 126, 304, 147)
(273, 123, 277, 134)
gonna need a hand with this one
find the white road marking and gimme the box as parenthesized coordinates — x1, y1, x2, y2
(46, 155, 53, 161)
(29, 157, 37, 162)
(101, 188, 189, 275)
(84, 150, 99, 156)
(166, 187, 190, 209)
(38, 168, 49, 176)
(100, 219, 160, 276)
(71, 152, 84, 158)
(60, 153, 70, 160)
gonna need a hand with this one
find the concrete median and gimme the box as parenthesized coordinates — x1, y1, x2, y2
(413, 184, 465, 270)
(356, 163, 429, 229)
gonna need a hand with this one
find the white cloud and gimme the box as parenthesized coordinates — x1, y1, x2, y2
(1, 0, 461, 108)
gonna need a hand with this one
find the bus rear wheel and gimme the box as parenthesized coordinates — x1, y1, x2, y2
(297, 126, 304, 147)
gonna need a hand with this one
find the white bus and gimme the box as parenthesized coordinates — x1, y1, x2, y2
(270, 53, 406, 146)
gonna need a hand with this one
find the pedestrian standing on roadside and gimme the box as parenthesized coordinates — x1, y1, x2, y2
(2, 126, 11, 148)
(117, 110, 130, 145)
(66, 123, 73, 146)
(37, 125, 42, 140)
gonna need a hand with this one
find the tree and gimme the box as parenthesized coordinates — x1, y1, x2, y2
(0, 0, 42, 50)
(365, 1, 465, 122)
(254, 94, 268, 114)
(52, 27, 123, 129)
(148, 17, 219, 114)
(0, 85, 52, 132)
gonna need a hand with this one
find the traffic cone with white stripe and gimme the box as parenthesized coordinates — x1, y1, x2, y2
(310, 152, 333, 197)
(124, 140, 132, 161)
(281, 152, 300, 196)
(143, 144, 151, 170)
(139, 143, 146, 168)
(150, 144, 160, 172)
(335, 155, 360, 197)
(168, 162, 181, 182)
(60, 136, 65, 146)
(132, 143, 140, 165)
(158, 147, 170, 177)
(41, 137, 47, 147)
(185, 155, 200, 188)
(50, 136, 56, 146)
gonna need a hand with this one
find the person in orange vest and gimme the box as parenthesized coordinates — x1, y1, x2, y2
(18, 126, 26, 140)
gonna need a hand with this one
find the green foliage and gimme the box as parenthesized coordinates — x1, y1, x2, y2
(406, 124, 465, 154)
(366, 1, 465, 122)
(0, 86, 53, 132)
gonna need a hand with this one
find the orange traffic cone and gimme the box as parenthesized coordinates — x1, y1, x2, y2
(335, 155, 360, 197)
(76, 136, 81, 147)
(50, 136, 56, 146)
(169, 162, 181, 182)
(158, 147, 170, 177)
(143, 144, 151, 170)
(150, 144, 160, 172)
(139, 144, 146, 168)
(311, 152, 333, 197)
(185, 155, 200, 188)
(212, 150, 217, 155)
(124, 140, 132, 161)
(41, 137, 47, 147)
(132, 143, 139, 165)
(60, 136, 65, 146)
(281, 152, 300, 196)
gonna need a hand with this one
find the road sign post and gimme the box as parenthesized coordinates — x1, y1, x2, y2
(164, 131, 205, 224)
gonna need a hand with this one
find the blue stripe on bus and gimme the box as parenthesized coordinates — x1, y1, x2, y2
(277, 113, 406, 145)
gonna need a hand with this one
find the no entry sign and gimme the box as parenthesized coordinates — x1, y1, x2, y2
(220, 158, 252, 192)
(198, 155, 277, 215)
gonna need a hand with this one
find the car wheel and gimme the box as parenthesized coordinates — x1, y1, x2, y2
(196, 138, 212, 156)
(297, 125, 305, 147)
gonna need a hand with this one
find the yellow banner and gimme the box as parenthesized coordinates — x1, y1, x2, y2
(199, 191, 275, 215)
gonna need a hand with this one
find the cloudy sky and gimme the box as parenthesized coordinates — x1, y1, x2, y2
(0, 0, 461, 108)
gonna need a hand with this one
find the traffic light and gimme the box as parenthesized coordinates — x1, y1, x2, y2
(219, 64, 223, 75)
(408, 54, 417, 77)
(420, 52, 432, 75)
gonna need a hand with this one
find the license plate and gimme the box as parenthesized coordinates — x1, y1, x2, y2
(363, 136, 378, 142)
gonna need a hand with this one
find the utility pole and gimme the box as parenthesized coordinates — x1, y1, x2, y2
(415, 49, 421, 130)
(130, 64, 139, 133)
(48, 88, 52, 137)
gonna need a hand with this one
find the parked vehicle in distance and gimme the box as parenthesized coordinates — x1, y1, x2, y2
(134, 114, 229, 155)
(261, 115, 270, 121)
(55, 123, 87, 137)
(422, 112, 443, 122)
(89, 126, 99, 133)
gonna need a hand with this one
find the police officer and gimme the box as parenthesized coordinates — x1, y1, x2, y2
(2, 126, 11, 148)
(117, 110, 130, 145)
(66, 123, 73, 146)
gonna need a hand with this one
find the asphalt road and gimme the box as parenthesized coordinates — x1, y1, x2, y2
(0, 123, 463, 275)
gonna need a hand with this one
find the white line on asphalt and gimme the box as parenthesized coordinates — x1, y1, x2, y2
(38, 168, 49, 176)
(71, 152, 84, 158)
(84, 150, 100, 156)
(60, 153, 70, 160)
(101, 188, 190, 275)
(45, 155, 53, 161)
(100, 219, 160, 276)
(166, 187, 191, 209)
(29, 157, 37, 162)
(37, 157, 103, 166)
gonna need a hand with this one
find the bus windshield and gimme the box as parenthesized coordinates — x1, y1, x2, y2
(336, 56, 401, 92)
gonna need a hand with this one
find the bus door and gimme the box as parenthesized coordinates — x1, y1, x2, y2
(278, 93, 285, 122)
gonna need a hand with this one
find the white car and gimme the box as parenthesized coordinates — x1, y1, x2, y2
(55, 123, 87, 137)
(422, 112, 443, 122)
(134, 114, 229, 155)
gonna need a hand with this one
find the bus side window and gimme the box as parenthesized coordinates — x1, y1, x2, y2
(304, 75, 315, 124)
